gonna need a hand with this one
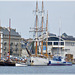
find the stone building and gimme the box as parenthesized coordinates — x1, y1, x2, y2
(0, 27, 22, 58)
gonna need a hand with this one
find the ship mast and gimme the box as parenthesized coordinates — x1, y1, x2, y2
(46, 10, 48, 57)
(41, 1, 44, 55)
(0, 20, 1, 59)
(9, 18, 11, 60)
(57, 17, 62, 56)
(29, 1, 39, 56)
(35, 1, 38, 56)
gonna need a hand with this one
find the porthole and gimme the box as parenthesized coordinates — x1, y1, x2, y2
(30, 60, 31, 62)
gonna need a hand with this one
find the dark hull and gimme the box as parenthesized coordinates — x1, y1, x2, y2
(0, 61, 15, 66)
(48, 63, 72, 66)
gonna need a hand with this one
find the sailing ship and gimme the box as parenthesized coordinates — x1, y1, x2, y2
(26, 1, 49, 66)
(0, 19, 15, 66)
(27, 1, 72, 66)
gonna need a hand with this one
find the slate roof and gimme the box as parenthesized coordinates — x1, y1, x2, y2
(46, 32, 75, 41)
(61, 33, 75, 41)
(1, 27, 21, 37)
(48, 33, 56, 36)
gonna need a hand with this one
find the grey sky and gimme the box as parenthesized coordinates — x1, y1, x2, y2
(0, 1, 75, 38)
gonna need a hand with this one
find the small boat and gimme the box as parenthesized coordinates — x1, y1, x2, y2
(0, 19, 15, 66)
(16, 62, 27, 66)
(3, 60, 15, 66)
(0, 60, 15, 66)
(48, 56, 72, 66)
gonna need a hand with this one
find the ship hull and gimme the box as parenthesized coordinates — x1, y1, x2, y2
(48, 60, 72, 66)
(16, 63, 27, 66)
(27, 57, 48, 66)
(0, 61, 15, 66)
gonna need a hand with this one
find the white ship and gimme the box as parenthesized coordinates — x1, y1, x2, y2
(26, 1, 49, 66)
(27, 56, 48, 66)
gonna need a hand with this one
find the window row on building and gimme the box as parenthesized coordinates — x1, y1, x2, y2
(43, 42, 64, 45)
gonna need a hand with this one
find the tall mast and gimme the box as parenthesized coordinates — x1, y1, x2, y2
(9, 18, 11, 60)
(35, 1, 38, 56)
(0, 20, 1, 59)
(46, 10, 48, 57)
(29, 1, 39, 56)
(41, 1, 44, 55)
(58, 17, 61, 56)
(59, 17, 62, 56)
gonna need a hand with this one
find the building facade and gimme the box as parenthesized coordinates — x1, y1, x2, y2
(39, 33, 75, 59)
(0, 27, 22, 58)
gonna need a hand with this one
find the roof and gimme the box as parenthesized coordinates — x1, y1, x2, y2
(48, 33, 56, 36)
(1, 27, 21, 37)
(62, 33, 75, 41)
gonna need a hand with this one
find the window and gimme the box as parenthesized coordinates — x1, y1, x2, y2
(43, 42, 46, 45)
(48, 42, 52, 45)
(43, 42, 52, 45)
(61, 42, 64, 45)
(10, 42, 13, 46)
(15, 42, 18, 46)
(4, 41, 7, 45)
(48, 37, 63, 41)
(54, 42, 58, 45)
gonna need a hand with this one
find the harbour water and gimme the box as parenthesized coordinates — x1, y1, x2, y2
(0, 65, 75, 74)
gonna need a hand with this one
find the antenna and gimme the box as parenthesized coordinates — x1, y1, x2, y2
(58, 17, 62, 56)
(59, 17, 62, 56)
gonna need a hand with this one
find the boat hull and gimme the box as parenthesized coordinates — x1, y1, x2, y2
(27, 57, 48, 66)
(48, 60, 72, 66)
(0, 61, 15, 66)
(16, 63, 27, 66)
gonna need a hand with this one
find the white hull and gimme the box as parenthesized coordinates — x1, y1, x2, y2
(27, 56, 48, 66)
(16, 63, 27, 66)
